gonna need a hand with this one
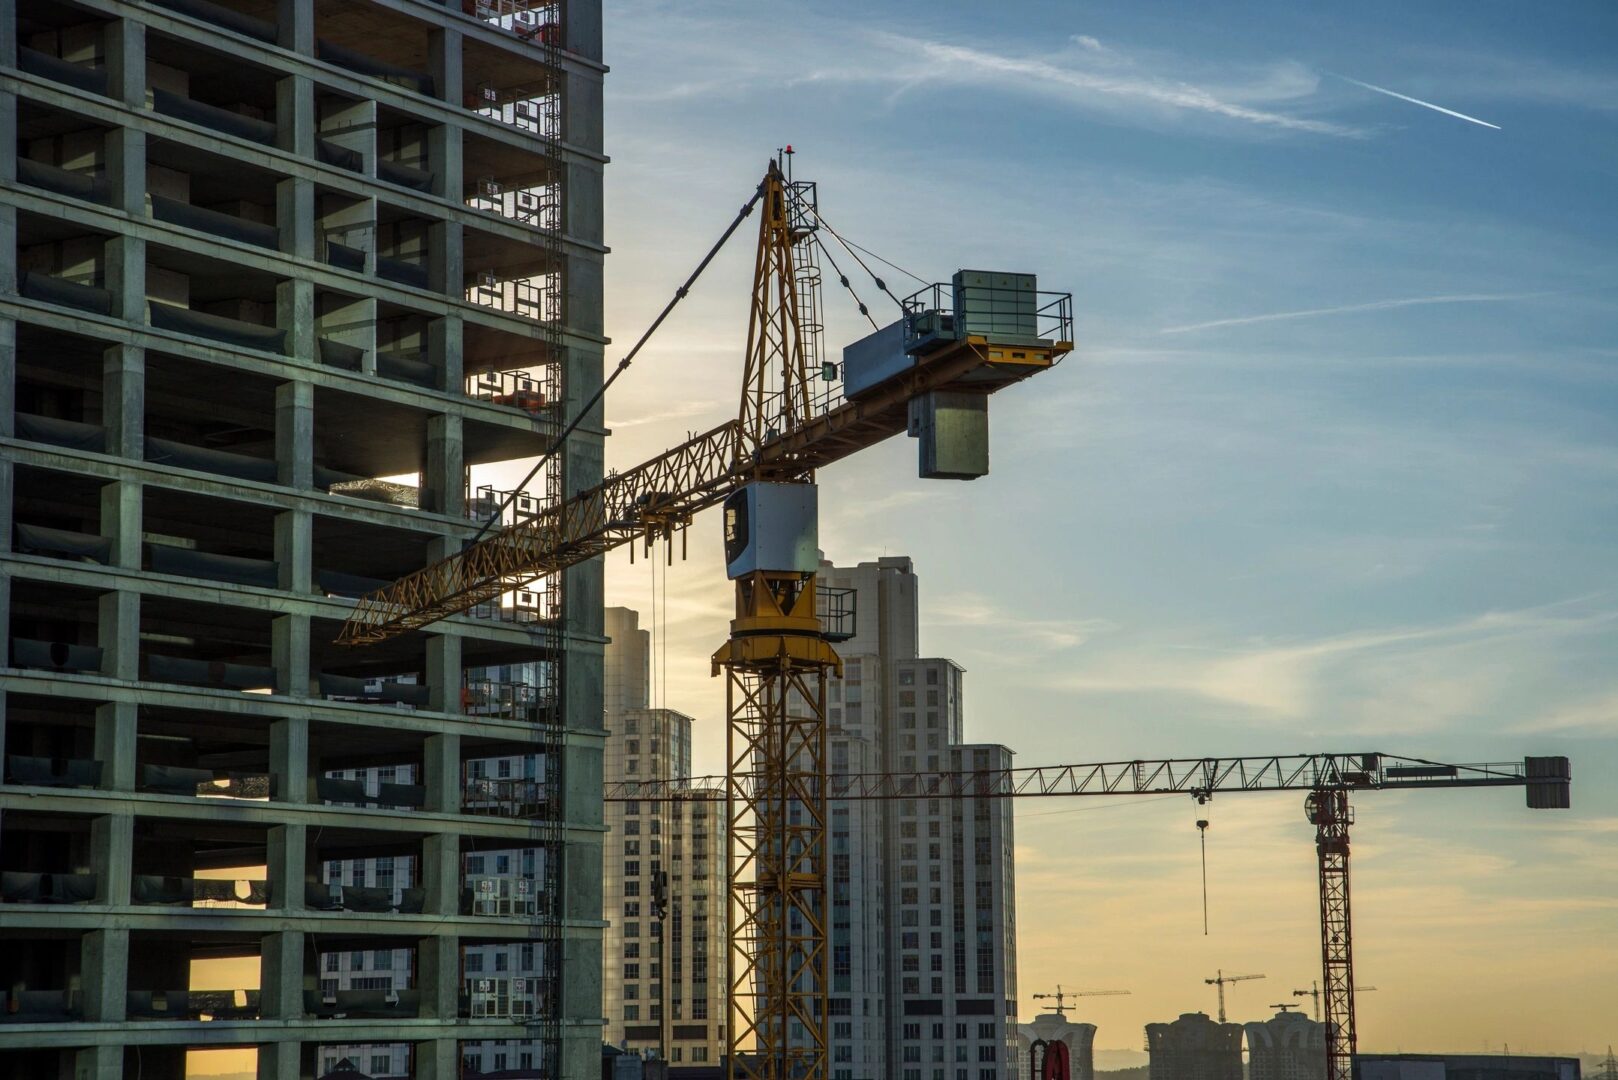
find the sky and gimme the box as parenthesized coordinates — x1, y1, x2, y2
(588, 0, 1618, 1057)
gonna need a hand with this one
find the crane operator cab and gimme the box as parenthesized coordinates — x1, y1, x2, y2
(841, 269, 1073, 479)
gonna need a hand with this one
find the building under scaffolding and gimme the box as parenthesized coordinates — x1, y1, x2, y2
(0, 0, 606, 1073)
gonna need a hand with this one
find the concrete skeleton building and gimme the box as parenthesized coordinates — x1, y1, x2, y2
(602, 606, 726, 1065)
(1244, 1008, 1326, 1080)
(0, 0, 609, 1074)
(817, 555, 1020, 1080)
(1015, 1012, 1097, 1080)
(1145, 1012, 1244, 1080)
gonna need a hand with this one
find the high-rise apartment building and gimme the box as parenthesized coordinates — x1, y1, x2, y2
(1244, 1009, 1326, 1080)
(1146, 1012, 1245, 1080)
(0, 0, 607, 1073)
(817, 556, 1020, 1080)
(602, 607, 726, 1065)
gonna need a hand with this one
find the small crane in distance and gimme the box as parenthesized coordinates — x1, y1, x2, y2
(1032, 985, 1132, 1018)
(1293, 981, 1376, 1021)
(1205, 970, 1265, 1024)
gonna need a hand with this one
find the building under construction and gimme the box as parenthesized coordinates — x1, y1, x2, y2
(1146, 1013, 1244, 1080)
(0, 0, 606, 1073)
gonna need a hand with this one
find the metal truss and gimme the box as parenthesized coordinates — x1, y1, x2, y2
(605, 752, 1545, 802)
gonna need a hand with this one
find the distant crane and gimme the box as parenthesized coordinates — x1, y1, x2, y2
(609, 751, 1568, 1080)
(1293, 981, 1376, 1021)
(1205, 971, 1265, 1024)
(1271, 1004, 1300, 1015)
(1032, 985, 1132, 1018)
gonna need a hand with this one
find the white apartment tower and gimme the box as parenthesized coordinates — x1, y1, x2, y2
(818, 556, 1020, 1080)
(602, 607, 727, 1064)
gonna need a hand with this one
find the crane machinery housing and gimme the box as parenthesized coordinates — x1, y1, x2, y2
(339, 156, 1074, 1080)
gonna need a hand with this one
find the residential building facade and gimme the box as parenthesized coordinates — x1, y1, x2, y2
(603, 607, 727, 1065)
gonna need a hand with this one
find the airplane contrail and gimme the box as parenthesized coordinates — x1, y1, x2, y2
(1334, 74, 1501, 130)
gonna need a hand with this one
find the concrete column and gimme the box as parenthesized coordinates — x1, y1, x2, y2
(102, 344, 144, 461)
(93, 702, 138, 791)
(104, 234, 145, 322)
(0, 91, 16, 188)
(276, 0, 314, 55)
(416, 1038, 460, 1080)
(0, 0, 15, 68)
(80, 929, 130, 1021)
(103, 18, 145, 110)
(73, 1046, 123, 1080)
(97, 589, 140, 680)
(565, 160, 603, 245)
(275, 74, 316, 158)
(276, 278, 317, 362)
(427, 122, 462, 202)
(271, 613, 310, 696)
(421, 413, 463, 517)
(564, 70, 605, 155)
(428, 27, 463, 106)
(277, 176, 316, 260)
(269, 716, 309, 803)
(91, 814, 133, 905)
(275, 380, 314, 489)
(421, 831, 460, 915)
(97, 476, 141, 570)
(429, 219, 463, 298)
(256, 1042, 311, 1080)
(425, 632, 461, 714)
(267, 824, 307, 911)
(563, 0, 603, 63)
(428, 315, 463, 397)
(0, 318, 13, 440)
(274, 509, 313, 593)
(104, 124, 145, 215)
(259, 931, 306, 1019)
(422, 733, 461, 814)
(416, 933, 461, 1019)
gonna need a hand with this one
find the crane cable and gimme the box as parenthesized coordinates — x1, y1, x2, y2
(809, 231, 880, 332)
(470, 181, 768, 544)
(802, 200, 910, 315)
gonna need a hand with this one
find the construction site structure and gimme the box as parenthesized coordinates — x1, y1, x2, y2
(1205, 971, 1264, 1025)
(336, 157, 1075, 1080)
(1145, 1012, 1244, 1080)
(611, 750, 1570, 1077)
(0, 0, 606, 1075)
(1292, 981, 1375, 1022)
(1245, 1007, 1326, 1080)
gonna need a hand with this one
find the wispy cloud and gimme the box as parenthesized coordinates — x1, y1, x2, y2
(1160, 293, 1543, 334)
(917, 41, 1361, 137)
(1054, 599, 1618, 723)
(1334, 74, 1501, 130)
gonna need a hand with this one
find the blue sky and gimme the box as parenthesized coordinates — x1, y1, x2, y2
(588, 0, 1618, 1053)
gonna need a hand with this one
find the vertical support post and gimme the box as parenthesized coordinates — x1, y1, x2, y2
(272, 613, 310, 696)
(80, 929, 130, 1021)
(423, 732, 461, 814)
(276, 380, 314, 489)
(98, 590, 139, 680)
(1311, 789, 1356, 1080)
(94, 702, 137, 791)
(270, 716, 309, 804)
(274, 508, 313, 593)
(91, 814, 133, 906)
(103, 344, 144, 461)
(268, 824, 308, 911)
(426, 632, 462, 714)
(422, 413, 463, 518)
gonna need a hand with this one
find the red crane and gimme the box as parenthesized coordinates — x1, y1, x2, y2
(610, 750, 1570, 1075)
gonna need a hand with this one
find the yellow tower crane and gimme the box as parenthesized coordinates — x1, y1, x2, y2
(337, 157, 1074, 1080)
